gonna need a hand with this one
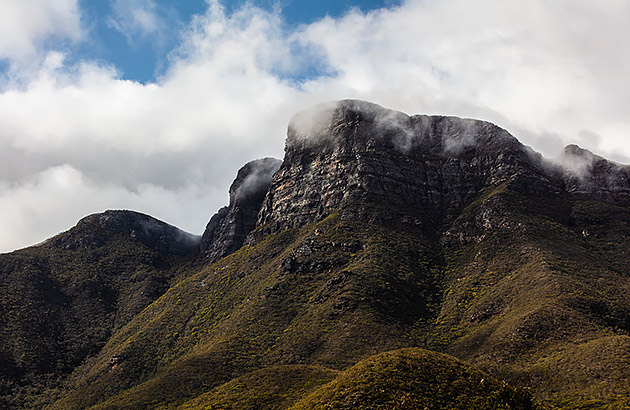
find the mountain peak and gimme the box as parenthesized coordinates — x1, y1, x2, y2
(287, 99, 523, 157)
(229, 157, 283, 207)
(258, 100, 538, 235)
(563, 143, 593, 158)
(556, 144, 630, 201)
(49, 210, 200, 255)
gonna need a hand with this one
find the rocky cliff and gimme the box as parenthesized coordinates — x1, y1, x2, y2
(193, 99, 630, 260)
(257, 100, 566, 236)
(200, 157, 282, 263)
(557, 144, 630, 201)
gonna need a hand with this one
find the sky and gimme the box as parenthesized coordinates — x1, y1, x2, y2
(0, 0, 628, 253)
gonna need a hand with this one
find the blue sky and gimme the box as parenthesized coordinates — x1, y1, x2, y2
(64, 0, 401, 84)
(0, 0, 628, 253)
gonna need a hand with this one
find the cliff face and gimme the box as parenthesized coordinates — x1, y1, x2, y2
(200, 157, 282, 263)
(558, 144, 630, 201)
(254, 100, 629, 238)
(256, 100, 550, 236)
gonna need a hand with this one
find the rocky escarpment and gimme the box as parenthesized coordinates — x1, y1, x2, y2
(49, 210, 200, 256)
(254, 100, 630, 236)
(556, 144, 630, 202)
(256, 100, 555, 235)
(200, 157, 282, 263)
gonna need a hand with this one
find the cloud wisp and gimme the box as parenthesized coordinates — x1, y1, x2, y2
(0, 0, 629, 252)
(107, 0, 168, 42)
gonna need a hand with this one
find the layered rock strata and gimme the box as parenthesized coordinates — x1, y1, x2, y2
(257, 100, 558, 235)
(208, 100, 629, 257)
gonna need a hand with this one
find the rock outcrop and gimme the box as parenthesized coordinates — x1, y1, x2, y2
(557, 144, 630, 202)
(200, 100, 629, 257)
(200, 157, 282, 263)
(256, 100, 556, 235)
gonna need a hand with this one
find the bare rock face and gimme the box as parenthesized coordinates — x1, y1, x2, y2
(256, 100, 554, 235)
(557, 144, 630, 202)
(200, 157, 282, 263)
(207, 100, 630, 255)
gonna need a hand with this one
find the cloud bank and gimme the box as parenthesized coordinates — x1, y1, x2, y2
(0, 0, 629, 252)
(0, 0, 80, 63)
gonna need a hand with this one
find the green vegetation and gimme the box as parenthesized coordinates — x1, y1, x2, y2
(178, 365, 337, 410)
(48, 211, 446, 409)
(290, 348, 535, 410)
(1, 174, 629, 409)
(0, 213, 198, 409)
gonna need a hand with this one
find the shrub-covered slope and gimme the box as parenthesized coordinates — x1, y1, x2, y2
(289, 348, 534, 410)
(429, 183, 630, 408)
(177, 365, 338, 410)
(50, 187, 629, 409)
(174, 348, 535, 410)
(50, 209, 445, 409)
(0, 210, 199, 409)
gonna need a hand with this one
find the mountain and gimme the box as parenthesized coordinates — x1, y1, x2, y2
(1, 100, 629, 409)
(0, 211, 200, 408)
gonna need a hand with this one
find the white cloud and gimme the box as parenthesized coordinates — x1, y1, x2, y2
(0, 2, 306, 252)
(297, 0, 630, 159)
(0, 0, 81, 62)
(107, 0, 167, 42)
(0, 165, 222, 251)
(1, 0, 629, 253)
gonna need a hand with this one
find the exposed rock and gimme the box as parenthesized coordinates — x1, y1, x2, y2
(256, 100, 555, 236)
(108, 355, 122, 370)
(200, 157, 282, 263)
(557, 144, 630, 202)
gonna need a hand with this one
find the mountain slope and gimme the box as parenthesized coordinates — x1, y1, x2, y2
(177, 365, 338, 410)
(50, 211, 444, 409)
(0, 211, 200, 409)
(51, 195, 629, 409)
(175, 348, 534, 410)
